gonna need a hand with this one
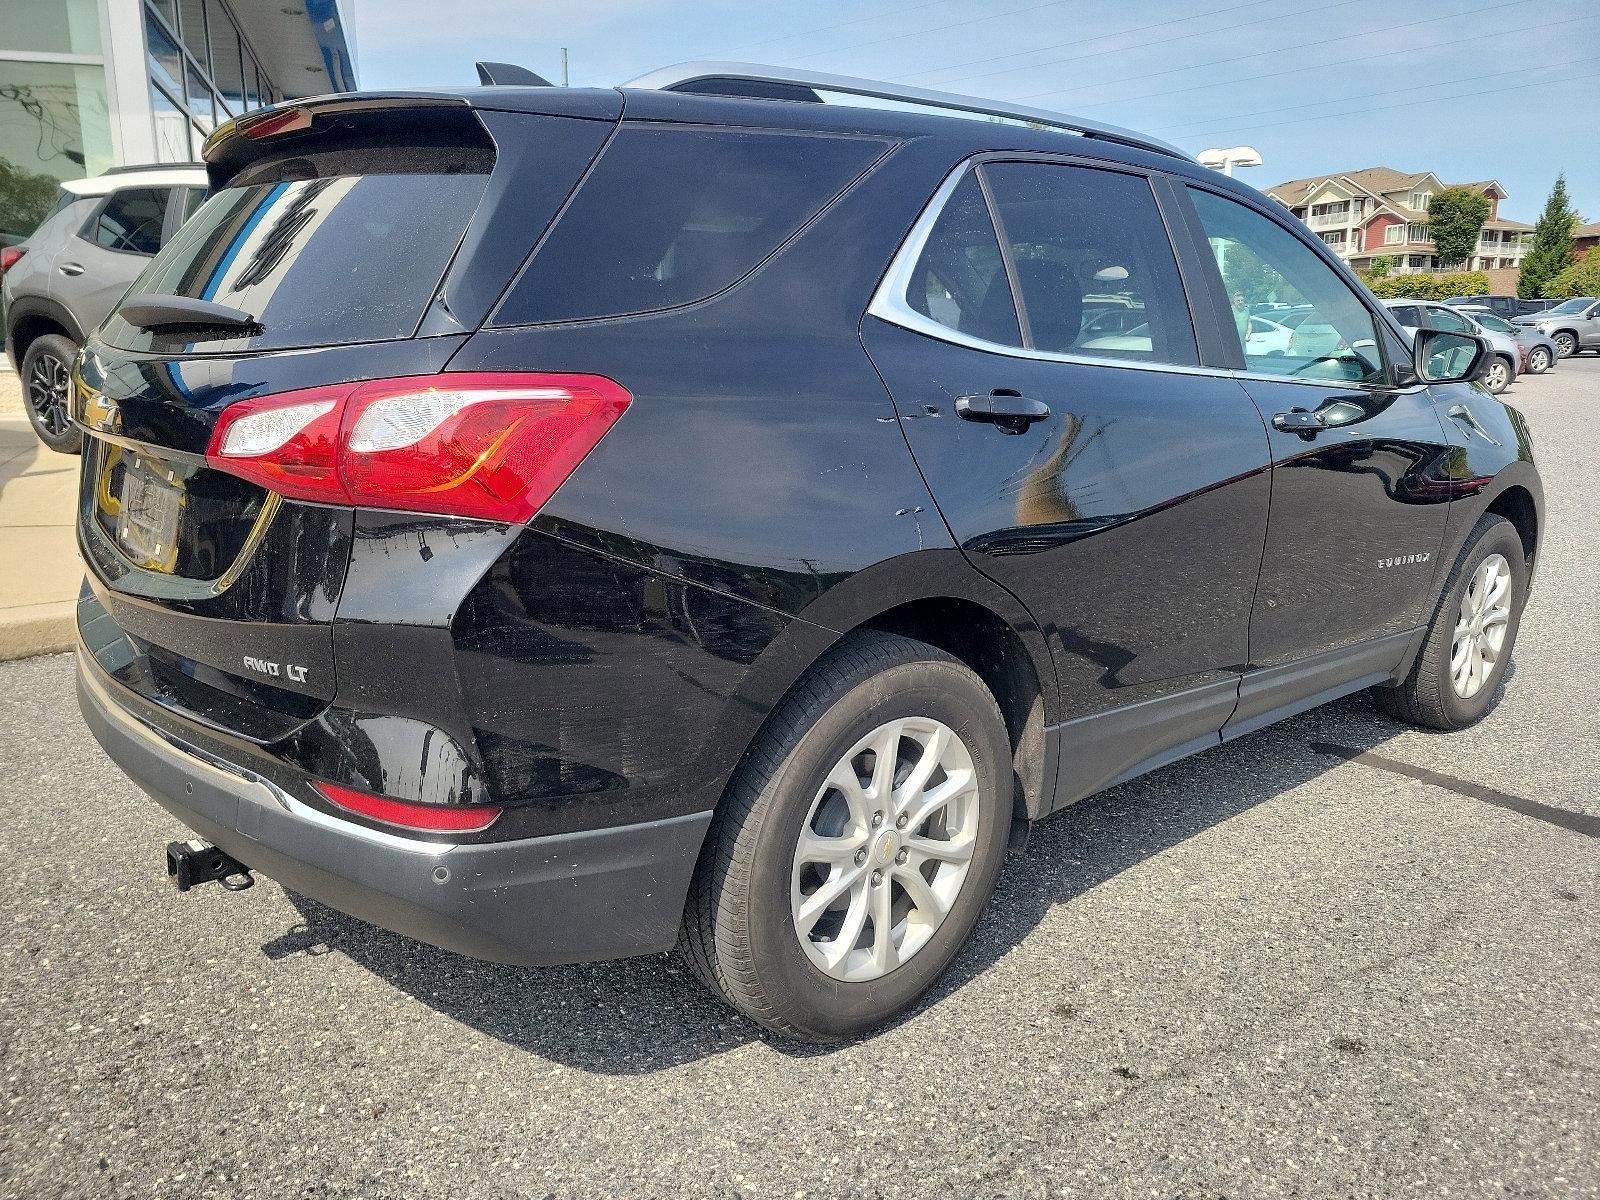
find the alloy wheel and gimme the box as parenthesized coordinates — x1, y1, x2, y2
(790, 717, 980, 982)
(1527, 347, 1551, 374)
(1553, 332, 1577, 358)
(26, 352, 71, 438)
(1451, 553, 1512, 699)
(1484, 360, 1509, 392)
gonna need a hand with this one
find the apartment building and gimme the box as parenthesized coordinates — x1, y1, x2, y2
(1266, 168, 1532, 275)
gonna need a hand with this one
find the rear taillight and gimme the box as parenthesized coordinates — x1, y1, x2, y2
(206, 372, 630, 523)
(314, 781, 501, 833)
(239, 106, 313, 140)
(0, 246, 24, 274)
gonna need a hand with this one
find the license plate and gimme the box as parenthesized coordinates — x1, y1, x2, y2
(116, 458, 185, 572)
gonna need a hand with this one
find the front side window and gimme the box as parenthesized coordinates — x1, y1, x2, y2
(1188, 187, 1385, 386)
(1389, 305, 1424, 328)
(982, 162, 1198, 365)
(91, 187, 170, 255)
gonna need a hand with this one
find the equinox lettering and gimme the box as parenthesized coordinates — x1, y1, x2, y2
(1377, 553, 1431, 569)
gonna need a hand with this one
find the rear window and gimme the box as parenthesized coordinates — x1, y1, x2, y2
(493, 124, 889, 326)
(99, 146, 490, 354)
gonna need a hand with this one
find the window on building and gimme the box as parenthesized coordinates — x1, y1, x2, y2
(1411, 190, 1432, 209)
(0, 60, 114, 240)
(1408, 223, 1429, 243)
(1384, 225, 1402, 245)
(207, 4, 246, 116)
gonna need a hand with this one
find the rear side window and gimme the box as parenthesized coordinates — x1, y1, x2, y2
(494, 125, 888, 326)
(91, 187, 171, 255)
(906, 172, 1022, 348)
(100, 154, 490, 354)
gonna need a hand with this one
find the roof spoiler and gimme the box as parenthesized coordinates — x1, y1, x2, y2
(476, 62, 553, 87)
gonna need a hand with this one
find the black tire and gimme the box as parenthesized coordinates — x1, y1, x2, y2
(20, 333, 82, 454)
(1482, 354, 1513, 395)
(1375, 514, 1526, 730)
(1551, 331, 1578, 359)
(680, 632, 1012, 1043)
(1526, 345, 1552, 375)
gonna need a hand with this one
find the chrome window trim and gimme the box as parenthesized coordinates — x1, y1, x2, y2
(866, 162, 1378, 394)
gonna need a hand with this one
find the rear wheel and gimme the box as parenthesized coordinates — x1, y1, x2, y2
(20, 333, 82, 454)
(680, 632, 1011, 1042)
(1552, 331, 1578, 358)
(1482, 355, 1512, 394)
(1375, 514, 1526, 730)
(1525, 345, 1552, 374)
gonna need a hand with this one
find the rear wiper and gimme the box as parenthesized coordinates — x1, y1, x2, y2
(118, 294, 260, 333)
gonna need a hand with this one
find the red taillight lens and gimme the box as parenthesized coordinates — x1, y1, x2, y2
(0, 246, 24, 274)
(314, 781, 502, 833)
(205, 373, 630, 522)
(240, 106, 312, 140)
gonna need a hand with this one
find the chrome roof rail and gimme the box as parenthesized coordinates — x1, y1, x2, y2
(621, 61, 1190, 161)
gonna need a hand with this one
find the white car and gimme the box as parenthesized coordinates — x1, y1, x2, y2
(1243, 314, 1293, 356)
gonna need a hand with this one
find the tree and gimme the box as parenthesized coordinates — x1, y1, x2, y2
(1546, 248, 1600, 299)
(1518, 175, 1577, 299)
(1367, 255, 1396, 278)
(1426, 187, 1491, 269)
(0, 158, 58, 241)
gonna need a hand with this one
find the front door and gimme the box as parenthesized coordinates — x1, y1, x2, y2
(862, 159, 1272, 804)
(1180, 185, 1456, 729)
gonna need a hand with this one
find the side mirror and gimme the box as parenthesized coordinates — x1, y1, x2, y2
(1413, 328, 1489, 385)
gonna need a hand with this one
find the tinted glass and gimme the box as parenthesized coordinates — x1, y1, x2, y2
(92, 188, 170, 254)
(496, 126, 886, 325)
(146, 19, 183, 95)
(101, 161, 490, 353)
(905, 172, 1021, 348)
(1473, 312, 1513, 333)
(1389, 304, 1424, 328)
(1189, 188, 1384, 386)
(1427, 306, 1474, 333)
(983, 163, 1197, 365)
(207, 4, 245, 115)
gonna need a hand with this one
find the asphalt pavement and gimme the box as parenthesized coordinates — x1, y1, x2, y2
(1, 360, 1596, 1199)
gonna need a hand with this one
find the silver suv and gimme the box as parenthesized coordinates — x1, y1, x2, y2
(2, 165, 208, 453)
(1513, 297, 1600, 360)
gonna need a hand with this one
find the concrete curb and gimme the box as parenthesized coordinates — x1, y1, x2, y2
(0, 601, 76, 662)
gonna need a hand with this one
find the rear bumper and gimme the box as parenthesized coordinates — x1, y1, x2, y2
(77, 647, 712, 966)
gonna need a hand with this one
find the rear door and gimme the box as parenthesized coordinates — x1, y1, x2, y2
(1175, 184, 1456, 732)
(862, 157, 1272, 806)
(61, 185, 173, 333)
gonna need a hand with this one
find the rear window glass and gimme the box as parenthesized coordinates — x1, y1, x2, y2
(99, 154, 489, 354)
(494, 125, 888, 326)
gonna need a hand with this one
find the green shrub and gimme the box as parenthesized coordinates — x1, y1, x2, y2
(1545, 249, 1600, 298)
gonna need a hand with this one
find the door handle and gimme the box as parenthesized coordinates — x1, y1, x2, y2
(58, 262, 84, 276)
(1272, 408, 1326, 436)
(955, 391, 1051, 428)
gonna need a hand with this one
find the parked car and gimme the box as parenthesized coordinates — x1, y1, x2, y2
(2, 165, 208, 453)
(1243, 314, 1294, 356)
(1442, 294, 1549, 320)
(1385, 300, 1518, 394)
(1459, 306, 1557, 375)
(73, 65, 1540, 1043)
(1513, 296, 1600, 359)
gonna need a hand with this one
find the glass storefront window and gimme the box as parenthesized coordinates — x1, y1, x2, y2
(245, 60, 261, 111)
(146, 17, 184, 95)
(177, 0, 209, 73)
(208, 5, 246, 115)
(150, 81, 190, 163)
(0, 61, 113, 239)
(6, 0, 103, 55)
(184, 60, 214, 131)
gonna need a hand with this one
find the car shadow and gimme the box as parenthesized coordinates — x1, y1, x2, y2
(265, 690, 1465, 1075)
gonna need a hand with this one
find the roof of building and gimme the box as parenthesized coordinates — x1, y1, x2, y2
(1267, 169, 1509, 209)
(1575, 221, 1600, 239)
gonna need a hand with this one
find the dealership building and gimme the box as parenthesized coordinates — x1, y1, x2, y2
(2, 0, 357, 240)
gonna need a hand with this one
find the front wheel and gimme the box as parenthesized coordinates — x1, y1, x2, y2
(1552, 331, 1578, 358)
(1525, 345, 1552, 374)
(1482, 355, 1512, 395)
(1375, 514, 1526, 730)
(680, 632, 1012, 1042)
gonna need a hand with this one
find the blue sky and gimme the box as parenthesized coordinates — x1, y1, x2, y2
(351, 0, 1599, 223)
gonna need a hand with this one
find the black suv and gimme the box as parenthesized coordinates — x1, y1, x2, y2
(74, 65, 1543, 1043)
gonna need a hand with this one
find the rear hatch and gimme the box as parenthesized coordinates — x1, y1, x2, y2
(76, 93, 618, 736)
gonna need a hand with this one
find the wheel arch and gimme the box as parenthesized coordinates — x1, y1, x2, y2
(5, 296, 83, 369)
(1485, 482, 1539, 573)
